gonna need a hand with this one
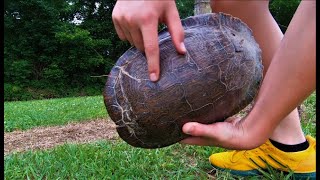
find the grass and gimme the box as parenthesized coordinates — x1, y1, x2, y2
(300, 92, 316, 136)
(4, 96, 107, 132)
(4, 93, 316, 179)
(5, 141, 224, 179)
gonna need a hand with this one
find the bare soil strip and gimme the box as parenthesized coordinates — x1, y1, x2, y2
(4, 104, 294, 156)
(4, 106, 252, 156)
(4, 118, 118, 155)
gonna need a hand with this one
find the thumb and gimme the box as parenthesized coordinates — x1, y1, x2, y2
(182, 122, 219, 138)
(164, 6, 186, 54)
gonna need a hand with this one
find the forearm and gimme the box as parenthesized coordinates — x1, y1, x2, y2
(244, 0, 315, 142)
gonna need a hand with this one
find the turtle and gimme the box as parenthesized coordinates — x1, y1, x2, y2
(103, 12, 263, 149)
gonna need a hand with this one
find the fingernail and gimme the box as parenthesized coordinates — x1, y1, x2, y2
(149, 73, 158, 82)
(184, 124, 194, 135)
(180, 42, 186, 53)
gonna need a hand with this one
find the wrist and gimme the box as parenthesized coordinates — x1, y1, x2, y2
(240, 105, 273, 147)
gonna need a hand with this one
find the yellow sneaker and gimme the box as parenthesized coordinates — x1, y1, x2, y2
(209, 135, 316, 179)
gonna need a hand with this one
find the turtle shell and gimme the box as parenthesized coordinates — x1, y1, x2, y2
(103, 12, 263, 148)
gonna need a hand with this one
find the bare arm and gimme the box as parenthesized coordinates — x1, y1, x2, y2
(181, 0, 316, 149)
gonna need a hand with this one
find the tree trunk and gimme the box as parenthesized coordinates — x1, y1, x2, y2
(194, 0, 211, 15)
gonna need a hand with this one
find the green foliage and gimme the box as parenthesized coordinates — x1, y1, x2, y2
(269, 0, 301, 33)
(4, 60, 32, 86)
(4, 0, 129, 101)
(54, 26, 107, 86)
(42, 63, 65, 83)
(4, 83, 35, 102)
(5, 0, 66, 100)
(4, 0, 302, 101)
(176, 0, 195, 19)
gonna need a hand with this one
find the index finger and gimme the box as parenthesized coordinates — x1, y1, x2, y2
(141, 22, 160, 82)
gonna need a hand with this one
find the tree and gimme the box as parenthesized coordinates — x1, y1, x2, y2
(4, 0, 131, 100)
(4, 0, 62, 83)
(269, 0, 301, 33)
(4, 0, 299, 101)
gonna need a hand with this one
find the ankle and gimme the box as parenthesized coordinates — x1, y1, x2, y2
(270, 109, 306, 144)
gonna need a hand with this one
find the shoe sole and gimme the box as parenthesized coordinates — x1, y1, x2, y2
(211, 164, 315, 180)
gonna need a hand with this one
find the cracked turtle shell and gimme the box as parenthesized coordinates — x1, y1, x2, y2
(103, 12, 263, 148)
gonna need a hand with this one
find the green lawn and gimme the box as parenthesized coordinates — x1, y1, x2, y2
(4, 93, 316, 179)
(5, 142, 222, 179)
(4, 96, 107, 132)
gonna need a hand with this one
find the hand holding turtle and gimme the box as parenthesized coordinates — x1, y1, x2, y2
(180, 116, 265, 150)
(112, 0, 186, 81)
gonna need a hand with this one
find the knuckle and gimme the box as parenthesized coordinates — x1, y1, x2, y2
(111, 12, 116, 19)
(144, 45, 158, 53)
(118, 35, 126, 41)
(111, 12, 121, 22)
(147, 61, 159, 71)
(124, 14, 133, 22)
(125, 15, 141, 28)
(140, 12, 156, 24)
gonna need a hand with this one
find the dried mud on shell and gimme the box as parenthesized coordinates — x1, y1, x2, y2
(4, 118, 118, 155)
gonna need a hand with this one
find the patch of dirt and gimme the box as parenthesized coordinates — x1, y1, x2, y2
(4, 103, 291, 156)
(4, 118, 119, 155)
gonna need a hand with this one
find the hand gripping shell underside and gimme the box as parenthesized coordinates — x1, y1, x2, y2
(103, 12, 263, 148)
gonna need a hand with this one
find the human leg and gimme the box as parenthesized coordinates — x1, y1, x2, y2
(208, 0, 315, 178)
(211, 0, 305, 144)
